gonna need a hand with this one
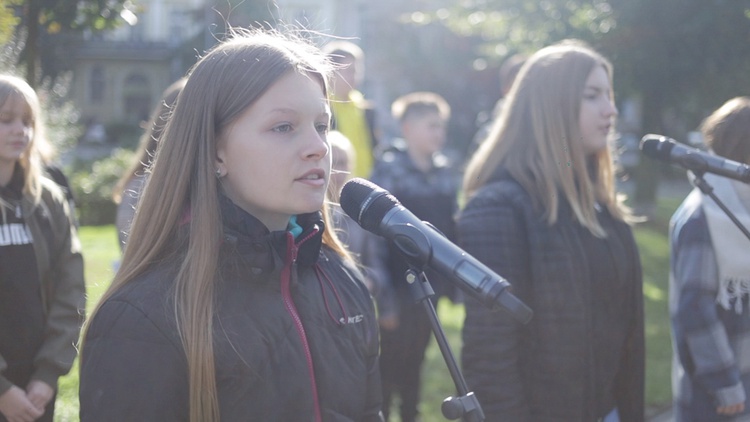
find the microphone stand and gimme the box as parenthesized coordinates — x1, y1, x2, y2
(402, 266, 484, 422)
(691, 170, 750, 242)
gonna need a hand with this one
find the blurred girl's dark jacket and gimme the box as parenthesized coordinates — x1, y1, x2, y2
(458, 173, 644, 422)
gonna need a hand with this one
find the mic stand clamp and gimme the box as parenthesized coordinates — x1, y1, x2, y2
(691, 170, 750, 242)
(403, 267, 485, 422)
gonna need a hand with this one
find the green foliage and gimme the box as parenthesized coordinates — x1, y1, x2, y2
(104, 121, 143, 150)
(10, 0, 129, 85)
(70, 148, 134, 226)
(437, 0, 615, 57)
(0, 1, 19, 44)
(601, 0, 750, 123)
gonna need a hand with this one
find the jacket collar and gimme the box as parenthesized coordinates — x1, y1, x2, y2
(219, 194, 324, 276)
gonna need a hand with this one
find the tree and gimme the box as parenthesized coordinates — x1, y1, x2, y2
(600, 0, 750, 206)
(436, 0, 615, 60)
(431, 0, 750, 207)
(4, 0, 129, 87)
(0, 0, 18, 44)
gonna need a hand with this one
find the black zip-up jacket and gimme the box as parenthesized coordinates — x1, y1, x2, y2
(80, 198, 383, 421)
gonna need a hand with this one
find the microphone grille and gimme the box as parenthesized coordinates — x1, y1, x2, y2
(640, 134, 674, 161)
(340, 178, 399, 231)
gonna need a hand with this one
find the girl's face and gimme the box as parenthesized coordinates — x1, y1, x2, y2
(216, 71, 331, 231)
(0, 94, 32, 167)
(578, 65, 618, 155)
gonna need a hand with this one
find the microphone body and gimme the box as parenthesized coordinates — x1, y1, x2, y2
(340, 178, 533, 324)
(640, 134, 750, 183)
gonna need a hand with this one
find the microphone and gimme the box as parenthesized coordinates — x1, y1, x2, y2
(640, 134, 750, 183)
(340, 178, 533, 324)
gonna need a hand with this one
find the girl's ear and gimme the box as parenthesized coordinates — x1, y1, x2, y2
(215, 146, 226, 178)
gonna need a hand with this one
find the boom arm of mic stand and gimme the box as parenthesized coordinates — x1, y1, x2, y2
(403, 268, 485, 421)
(691, 171, 750, 242)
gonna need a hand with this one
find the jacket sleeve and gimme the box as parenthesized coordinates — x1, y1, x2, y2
(32, 187, 86, 389)
(671, 214, 746, 407)
(80, 299, 189, 421)
(456, 190, 532, 421)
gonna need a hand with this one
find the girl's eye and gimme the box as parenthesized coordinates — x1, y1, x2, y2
(315, 123, 329, 133)
(273, 123, 293, 133)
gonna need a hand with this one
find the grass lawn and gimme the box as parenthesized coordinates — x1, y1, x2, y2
(55, 225, 120, 422)
(54, 193, 682, 421)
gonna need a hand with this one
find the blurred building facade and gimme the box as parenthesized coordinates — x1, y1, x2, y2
(72, 0, 372, 144)
(71, 0, 481, 155)
(73, 0, 209, 144)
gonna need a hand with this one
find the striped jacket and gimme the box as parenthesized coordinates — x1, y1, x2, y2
(670, 189, 750, 422)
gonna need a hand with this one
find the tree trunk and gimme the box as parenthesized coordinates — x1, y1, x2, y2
(25, 0, 40, 88)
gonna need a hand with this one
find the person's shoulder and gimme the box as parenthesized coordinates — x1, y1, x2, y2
(371, 144, 408, 179)
(671, 191, 710, 245)
(469, 175, 528, 205)
(460, 175, 534, 221)
(36, 177, 72, 221)
(39, 176, 67, 203)
(86, 265, 183, 351)
(670, 189, 707, 235)
(116, 263, 175, 296)
(90, 264, 180, 337)
(376, 140, 408, 163)
(105, 265, 177, 316)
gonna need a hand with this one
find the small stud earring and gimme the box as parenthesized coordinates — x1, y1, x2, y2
(215, 168, 222, 178)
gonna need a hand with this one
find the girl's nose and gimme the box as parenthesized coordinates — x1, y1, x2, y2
(304, 128, 329, 160)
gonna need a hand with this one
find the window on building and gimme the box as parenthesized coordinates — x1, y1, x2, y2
(123, 73, 152, 123)
(90, 66, 105, 103)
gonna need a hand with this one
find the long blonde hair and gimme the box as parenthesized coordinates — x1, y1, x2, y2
(84, 29, 349, 422)
(463, 40, 628, 237)
(0, 75, 48, 206)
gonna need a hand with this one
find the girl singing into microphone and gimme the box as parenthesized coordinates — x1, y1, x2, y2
(79, 29, 382, 422)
